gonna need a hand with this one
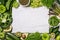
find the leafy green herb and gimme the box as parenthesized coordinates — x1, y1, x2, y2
(25, 32, 41, 40)
(41, 0, 54, 8)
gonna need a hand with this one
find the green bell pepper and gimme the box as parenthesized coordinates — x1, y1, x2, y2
(0, 32, 5, 39)
(0, 5, 6, 13)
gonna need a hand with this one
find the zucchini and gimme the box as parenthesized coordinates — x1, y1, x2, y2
(7, 33, 20, 40)
(6, 35, 14, 40)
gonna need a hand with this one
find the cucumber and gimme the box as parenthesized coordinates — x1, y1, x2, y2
(6, 35, 14, 40)
(7, 33, 20, 40)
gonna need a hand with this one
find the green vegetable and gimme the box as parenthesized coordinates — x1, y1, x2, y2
(13, 0, 19, 8)
(30, 0, 43, 8)
(25, 32, 41, 40)
(7, 33, 20, 40)
(57, 0, 60, 4)
(15, 32, 21, 37)
(52, 3, 60, 15)
(6, 0, 12, 10)
(0, 27, 2, 32)
(47, 0, 54, 8)
(0, 5, 6, 13)
(49, 27, 53, 33)
(53, 27, 59, 33)
(41, 0, 54, 8)
(55, 32, 60, 37)
(49, 26, 60, 37)
(42, 33, 49, 40)
(48, 16, 59, 26)
(49, 26, 59, 33)
(6, 35, 14, 40)
(0, 32, 5, 39)
(56, 35, 60, 40)
(0, 0, 5, 5)
(0, 12, 13, 29)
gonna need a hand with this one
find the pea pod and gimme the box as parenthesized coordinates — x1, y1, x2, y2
(48, 16, 59, 26)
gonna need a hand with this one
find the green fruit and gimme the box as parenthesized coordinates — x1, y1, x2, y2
(0, 5, 6, 13)
(42, 33, 49, 40)
(48, 16, 59, 26)
(56, 35, 60, 40)
(30, 0, 42, 8)
(13, 1, 19, 8)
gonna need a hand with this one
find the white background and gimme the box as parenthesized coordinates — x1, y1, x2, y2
(12, 5, 49, 33)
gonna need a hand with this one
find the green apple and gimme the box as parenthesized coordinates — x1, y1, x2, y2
(42, 33, 50, 40)
(56, 35, 60, 40)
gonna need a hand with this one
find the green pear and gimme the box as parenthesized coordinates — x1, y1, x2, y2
(42, 33, 50, 40)
(56, 35, 60, 40)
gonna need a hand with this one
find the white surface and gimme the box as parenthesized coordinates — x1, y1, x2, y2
(12, 6, 49, 33)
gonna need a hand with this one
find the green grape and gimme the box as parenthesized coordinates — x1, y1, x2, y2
(30, 0, 43, 8)
(13, 1, 19, 8)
